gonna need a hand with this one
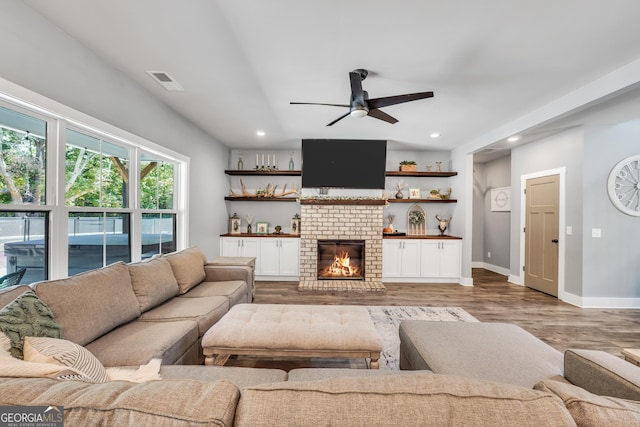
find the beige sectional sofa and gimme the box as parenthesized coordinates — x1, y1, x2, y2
(0, 247, 254, 366)
(1, 252, 639, 425)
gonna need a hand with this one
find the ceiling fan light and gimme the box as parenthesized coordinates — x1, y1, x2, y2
(350, 109, 368, 118)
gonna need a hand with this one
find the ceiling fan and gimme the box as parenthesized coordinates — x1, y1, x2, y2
(291, 69, 434, 126)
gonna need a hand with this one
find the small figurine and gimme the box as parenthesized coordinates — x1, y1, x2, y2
(435, 214, 451, 236)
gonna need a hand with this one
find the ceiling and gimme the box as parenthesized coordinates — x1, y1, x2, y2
(24, 0, 640, 154)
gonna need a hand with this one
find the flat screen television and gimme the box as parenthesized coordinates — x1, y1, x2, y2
(302, 139, 387, 189)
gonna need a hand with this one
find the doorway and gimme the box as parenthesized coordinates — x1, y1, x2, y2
(524, 174, 560, 296)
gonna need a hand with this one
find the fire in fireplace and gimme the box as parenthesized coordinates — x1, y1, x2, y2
(317, 240, 365, 280)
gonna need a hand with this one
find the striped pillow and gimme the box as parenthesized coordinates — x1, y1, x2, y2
(23, 336, 109, 383)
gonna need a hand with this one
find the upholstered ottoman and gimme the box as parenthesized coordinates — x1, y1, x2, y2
(399, 321, 564, 387)
(202, 304, 382, 368)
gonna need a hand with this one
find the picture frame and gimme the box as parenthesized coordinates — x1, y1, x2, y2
(409, 188, 421, 199)
(256, 222, 269, 234)
(491, 187, 511, 212)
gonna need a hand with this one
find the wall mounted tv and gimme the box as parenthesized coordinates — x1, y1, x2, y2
(302, 139, 387, 189)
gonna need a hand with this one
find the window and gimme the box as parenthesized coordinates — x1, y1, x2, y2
(140, 154, 174, 210)
(68, 212, 131, 276)
(65, 129, 129, 208)
(0, 105, 47, 205)
(142, 213, 176, 258)
(0, 211, 48, 284)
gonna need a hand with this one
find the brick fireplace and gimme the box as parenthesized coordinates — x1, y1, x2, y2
(298, 200, 386, 293)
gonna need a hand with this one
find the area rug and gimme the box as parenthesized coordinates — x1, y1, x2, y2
(366, 306, 478, 370)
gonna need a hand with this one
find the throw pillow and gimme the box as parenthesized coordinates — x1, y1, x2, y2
(0, 290, 63, 358)
(23, 336, 109, 383)
(535, 378, 640, 427)
(165, 247, 207, 294)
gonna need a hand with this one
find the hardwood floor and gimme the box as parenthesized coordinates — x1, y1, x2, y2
(254, 269, 640, 359)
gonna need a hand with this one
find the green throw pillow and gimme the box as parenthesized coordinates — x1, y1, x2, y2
(0, 290, 63, 358)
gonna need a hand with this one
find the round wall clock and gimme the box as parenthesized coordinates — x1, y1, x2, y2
(607, 155, 640, 216)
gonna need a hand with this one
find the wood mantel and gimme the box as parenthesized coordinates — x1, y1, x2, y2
(299, 199, 387, 206)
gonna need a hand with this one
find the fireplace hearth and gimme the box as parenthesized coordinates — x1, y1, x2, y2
(317, 240, 365, 280)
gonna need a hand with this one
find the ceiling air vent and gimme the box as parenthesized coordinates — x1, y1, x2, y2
(146, 71, 184, 91)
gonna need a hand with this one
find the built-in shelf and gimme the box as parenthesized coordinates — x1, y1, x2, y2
(220, 233, 299, 238)
(388, 198, 457, 203)
(300, 199, 386, 206)
(225, 170, 301, 176)
(383, 234, 462, 239)
(385, 171, 457, 177)
(224, 196, 298, 202)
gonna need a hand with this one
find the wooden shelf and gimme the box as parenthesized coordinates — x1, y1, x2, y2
(224, 196, 298, 202)
(383, 234, 462, 240)
(388, 198, 457, 203)
(385, 171, 457, 177)
(225, 170, 301, 176)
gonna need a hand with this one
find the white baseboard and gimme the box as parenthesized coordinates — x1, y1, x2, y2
(472, 262, 510, 277)
(459, 276, 474, 287)
(508, 274, 524, 286)
(560, 291, 640, 308)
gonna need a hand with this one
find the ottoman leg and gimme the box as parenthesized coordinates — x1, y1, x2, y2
(369, 354, 380, 369)
(204, 354, 230, 366)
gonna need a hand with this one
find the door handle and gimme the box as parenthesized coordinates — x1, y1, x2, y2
(551, 239, 559, 243)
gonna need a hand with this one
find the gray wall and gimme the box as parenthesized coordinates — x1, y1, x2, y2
(474, 155, 511, 270)
(510, 127, 584, 296)
(0, 1, 229, 258)
(582, 121, 640, 299)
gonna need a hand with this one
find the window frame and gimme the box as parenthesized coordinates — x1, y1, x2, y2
(0, 83, 189, 280)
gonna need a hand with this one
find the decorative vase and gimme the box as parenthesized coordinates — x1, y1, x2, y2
(395, 190, 404, 199)
(289, 157, 294, 171)
(247, 223, 252, 234)
(237, 156, 244, 170)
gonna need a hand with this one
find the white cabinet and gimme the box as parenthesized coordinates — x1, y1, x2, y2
(220, 237, 259, 259)
(383, 238, 461, 282)
(420, 240, 461, 279)
(382, 239, 421, 278)
(220, 236, 299, 280)
(259, 238, 299, 278)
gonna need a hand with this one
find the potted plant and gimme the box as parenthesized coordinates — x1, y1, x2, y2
(274, 225, 282, 234)
(430, 189, 440, 199)
(399, 160, 417, 172)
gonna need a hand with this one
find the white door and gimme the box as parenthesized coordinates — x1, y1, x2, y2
(258, 239, 280, 276)
(220, 237, 241, 257)
(439, 240, 461, 278)
(419, 241, 440, 277)
(382, 240, 402, 277)
(279, 239, 300, 276)
(400, 239, 421, 277)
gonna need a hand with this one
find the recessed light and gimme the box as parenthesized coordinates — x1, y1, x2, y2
(256, 130, 266, 137)
(430, 132, 440, 138)
(507, 136, 520, 142)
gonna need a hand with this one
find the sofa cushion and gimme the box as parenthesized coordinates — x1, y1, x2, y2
(0, 290, 62, 358)
(165, 247, 207, 294)
(139, 295, 229, 336)
(84, 319, 199, 367)
(535, 378, 640, 427)
(128, 256, 180, 312)
(287, 368, 431, 382)
(0, 285, 31, 308)
(235, 374, 575, 427)
(399, 321, 564, 388)
(33, 262, 140, 346)
(564, 349, 640, 401)
(23, 336, 109, 383)
(180, 280, 249, 305)
(158, 365, 288, 389)
(0, 377, 239, 426)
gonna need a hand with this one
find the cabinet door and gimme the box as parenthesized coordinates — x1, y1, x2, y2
(439, 240, 461, 278)
(279, 239, 300, 276)
(382, 240, 402, 277)
(258, 239, 280, 276)
(400, 240, 421, 277)
(220, 237, 241, 257)
(420, 241, 440, 277)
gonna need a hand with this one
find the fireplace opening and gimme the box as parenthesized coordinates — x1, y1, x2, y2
(317, 240, 365, 280)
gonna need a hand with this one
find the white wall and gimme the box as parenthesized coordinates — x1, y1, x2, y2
(0, 1, 229, 257)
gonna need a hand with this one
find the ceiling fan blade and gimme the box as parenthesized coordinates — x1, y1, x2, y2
(367, 108, 398, 124)
(326, 111, 351, 126)
(290, 102, 349, 108)
(349, 71, 365, 105)
(367, 91, 434, 109)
